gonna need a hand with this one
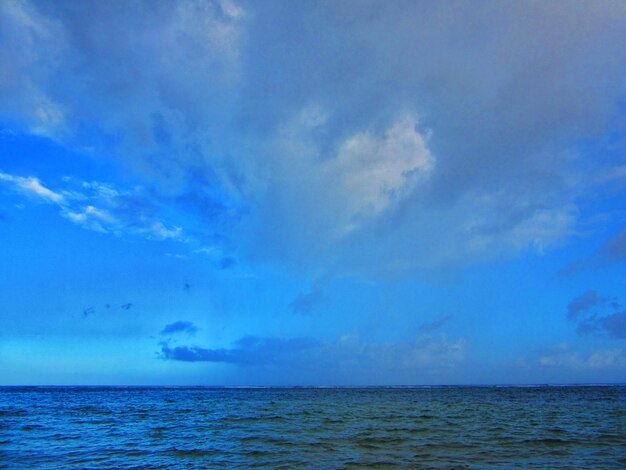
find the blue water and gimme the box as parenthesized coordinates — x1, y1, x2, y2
(1, 386, 625, 468)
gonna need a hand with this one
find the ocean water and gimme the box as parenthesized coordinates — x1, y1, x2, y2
(0, 386, 624, 469)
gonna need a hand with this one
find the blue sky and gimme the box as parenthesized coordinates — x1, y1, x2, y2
(1, 0, 626, 385)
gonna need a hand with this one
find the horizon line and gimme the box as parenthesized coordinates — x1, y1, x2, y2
(2, 382, 625, 389)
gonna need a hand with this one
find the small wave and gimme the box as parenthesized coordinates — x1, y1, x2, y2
(165, 447, 222, 458)
(49, 433, 80, 441)
(74, 406, 112, 415)
(218, 415, 259, 424)
(241, 449, 277, 458)
(523, 438, 573, 446)
(20, 424, 44, 431)
(0, 408, 27, 417)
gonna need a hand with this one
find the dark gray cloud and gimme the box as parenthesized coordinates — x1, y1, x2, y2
(158, 333, 467, 384)
(289, 280, 327, 316)
(578, 310, 626, 339)
(160, 336, 318, 365)
(601, 228, 626, 261)
(567, 291, 625, 339)
(559, 227, 626, 277)
(160, 321, 198, 336)
(159, 332, 466, 384)
(599, 311, 626, 339)
(567, 291, 608, 321)
(417, 315, 452, 334)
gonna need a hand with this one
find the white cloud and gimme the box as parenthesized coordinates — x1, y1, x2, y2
(0, 169, 189, 243)
(328, 114, 433, 224)
(148, 221, 182, 241)
(0, 171, 64, 203)
(538, 343, 626, 370)
(333, 333, 466, 371)
(62, 205, 115, 233)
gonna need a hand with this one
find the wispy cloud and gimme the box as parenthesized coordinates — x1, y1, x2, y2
(0, 171, 64, 203)
(536, 343, 626, 370)
(289, 280, 327, 316)
(417, 315, 452, 334)
(160, 321, 198, 336)
(0, 170, 185, 243)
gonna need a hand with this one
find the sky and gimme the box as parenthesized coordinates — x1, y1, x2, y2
(1, 0, 626, 385)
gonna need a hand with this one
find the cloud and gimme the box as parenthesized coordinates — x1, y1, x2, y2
(566, 291, 626, 339)
(160, 332, 467, 380)
(598, 311, 626, 339)
(2, 1, 626, 277)
(417, 315, 452, 334)
(0, 0, 242, 143)
(289, 279, 327, 316)
(536, 343, 626, 370)
(566, 291, 608, 321)
(63, 205, 115, 233)
(160, 336, 318, 365)
(559, 227, 626, 277)
(230, 1, 626, 276)
(0, 170, 187, 243)
(160, 321, 198, 336)
(579, 311, 626, 339)
(0, 171, 64, 203)
(149, 222, 182, 241)
(601, 228, 626, 261)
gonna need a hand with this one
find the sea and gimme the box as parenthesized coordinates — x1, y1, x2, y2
(0, 386, 624, 469)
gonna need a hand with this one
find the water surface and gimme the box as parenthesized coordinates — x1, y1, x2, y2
(1, 386, 625, 468)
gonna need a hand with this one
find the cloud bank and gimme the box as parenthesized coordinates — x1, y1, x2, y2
(536, 343, 626, 370)
(2, 1, 626, 278)
(160, 332, 467, 383)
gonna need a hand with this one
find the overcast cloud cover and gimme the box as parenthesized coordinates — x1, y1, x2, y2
(1, 0, 626, 385)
